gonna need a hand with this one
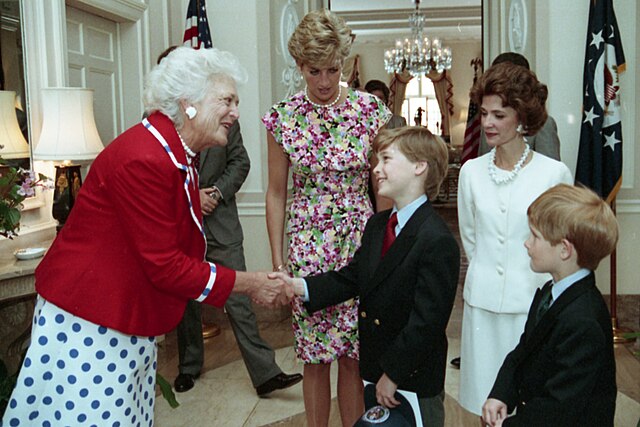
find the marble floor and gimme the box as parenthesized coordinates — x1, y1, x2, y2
(154, 285, 640, 427)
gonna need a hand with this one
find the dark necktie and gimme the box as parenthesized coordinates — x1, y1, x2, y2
(193, 153, 201, 172)
(535, 285, 553, 324)
(381, 212, 398, 258)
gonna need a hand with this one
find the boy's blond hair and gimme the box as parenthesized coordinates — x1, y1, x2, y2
(374, 126, 449, 200)
(527, 184, 618, 270)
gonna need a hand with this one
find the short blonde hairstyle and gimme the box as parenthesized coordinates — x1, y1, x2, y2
(288, 9, 354, 68)
(527, 184, 619, 270)
(374, 127, 449, 200)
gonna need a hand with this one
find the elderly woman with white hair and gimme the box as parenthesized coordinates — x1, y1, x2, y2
(2, 47, 287, 427)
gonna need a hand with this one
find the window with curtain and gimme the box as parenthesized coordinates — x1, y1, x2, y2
(401, 76, 442, 135)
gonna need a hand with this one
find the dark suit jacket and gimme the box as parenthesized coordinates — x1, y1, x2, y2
(199, 121, 250, 260)
(306, 201, 460, 397)
(489, 273, 616, 426)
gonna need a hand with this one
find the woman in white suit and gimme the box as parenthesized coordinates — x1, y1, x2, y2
(457, 62, 573, 416)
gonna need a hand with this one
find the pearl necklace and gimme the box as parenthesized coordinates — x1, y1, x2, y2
(176, 130, 196, 160)
(304, 85, 342, 108)
(488, 144, 531, 184)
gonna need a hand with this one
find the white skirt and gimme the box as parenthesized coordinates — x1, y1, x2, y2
(458, 301, 527, 415)
(2, 296, 157, 427)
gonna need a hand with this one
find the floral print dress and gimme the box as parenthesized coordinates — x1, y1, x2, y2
(262, 88, 390, 363)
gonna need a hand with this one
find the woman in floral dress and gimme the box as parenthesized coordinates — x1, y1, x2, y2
(262, 9, 390, 427)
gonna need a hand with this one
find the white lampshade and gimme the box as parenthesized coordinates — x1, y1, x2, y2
(0, 90, 30, 159)
(34, 88, 104, 161)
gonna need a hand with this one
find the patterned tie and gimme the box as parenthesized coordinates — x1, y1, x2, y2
(193, 153, 201, 172)
(381, 212, 398, 258)
(535, 284, 553, 324)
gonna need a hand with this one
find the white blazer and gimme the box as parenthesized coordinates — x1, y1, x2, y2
(457, 152, 573, 314)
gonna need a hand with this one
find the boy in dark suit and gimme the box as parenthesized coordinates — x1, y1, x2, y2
(274, 126, 460, 427)
(482, 184, 619, 427)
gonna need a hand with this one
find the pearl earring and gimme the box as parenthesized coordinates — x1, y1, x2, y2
(185, 106, 197, 120)
(516, 124, 524, 134)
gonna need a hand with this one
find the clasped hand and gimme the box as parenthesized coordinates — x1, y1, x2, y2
(247, 272, 298, 307)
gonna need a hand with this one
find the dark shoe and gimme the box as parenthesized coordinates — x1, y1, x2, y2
(450, 357, 461, 369)
(256, 372, 303, 397)
(174, 373, 199, 393)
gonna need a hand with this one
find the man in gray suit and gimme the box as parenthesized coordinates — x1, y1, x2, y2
(174, 122, 302, 395)
(476, 52, 561, 160)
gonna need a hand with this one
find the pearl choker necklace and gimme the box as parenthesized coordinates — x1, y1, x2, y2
(176, 130, 196, 159)
(304, 85, 342, 108)
(488, 144, 531, 184)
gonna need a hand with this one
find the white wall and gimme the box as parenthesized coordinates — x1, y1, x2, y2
(532, 0, 638, 296)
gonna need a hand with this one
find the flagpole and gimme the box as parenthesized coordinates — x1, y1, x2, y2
(609, 199, 633, 343)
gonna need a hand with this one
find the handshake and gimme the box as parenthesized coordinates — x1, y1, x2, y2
(235, 271, 305, 307)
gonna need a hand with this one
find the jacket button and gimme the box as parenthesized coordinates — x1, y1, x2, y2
(374, 319, 380, 325)
(361, 311, 367, 318)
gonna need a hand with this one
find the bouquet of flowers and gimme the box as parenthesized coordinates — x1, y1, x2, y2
(0, 148, 52, 239)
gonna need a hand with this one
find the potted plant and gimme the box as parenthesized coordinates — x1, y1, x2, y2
(0, 150, 52, 238)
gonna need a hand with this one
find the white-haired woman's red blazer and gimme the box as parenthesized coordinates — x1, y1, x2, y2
(36, 113, 236, 336)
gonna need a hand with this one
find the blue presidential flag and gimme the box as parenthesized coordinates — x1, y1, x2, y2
(183, 0, 213, 49)
(575, 0, 625, 203)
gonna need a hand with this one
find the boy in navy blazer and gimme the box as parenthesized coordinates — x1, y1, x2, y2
(275, 127, 460, 427)
(482, 184, 619, 427)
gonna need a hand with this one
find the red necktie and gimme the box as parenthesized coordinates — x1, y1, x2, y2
(381, 212, 398, 258)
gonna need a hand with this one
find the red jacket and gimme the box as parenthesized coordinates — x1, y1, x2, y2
(36, 113, 236, 336)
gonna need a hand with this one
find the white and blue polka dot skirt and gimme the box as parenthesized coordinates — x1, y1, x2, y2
(2, 296, 157, 427)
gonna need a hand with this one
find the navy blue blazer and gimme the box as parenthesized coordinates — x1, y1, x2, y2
(489, 273, 616, 426)
(306, 201, 460, 398)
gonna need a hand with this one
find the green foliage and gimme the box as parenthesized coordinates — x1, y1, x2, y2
(0, 154, 51, 238)
(156, 372, 180, 408)
(0, 358, 18, 418)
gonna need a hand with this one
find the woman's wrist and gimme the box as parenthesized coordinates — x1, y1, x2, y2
(273, 264, 286, 272)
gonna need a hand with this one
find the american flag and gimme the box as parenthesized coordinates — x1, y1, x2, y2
(183, 0, 213, 49)
(461, 101, 481, 165)
(461, 59, 483, 165)
(575, 0, 625, 203)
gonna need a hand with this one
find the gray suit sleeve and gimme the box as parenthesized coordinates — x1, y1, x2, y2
(478, 116, 560, 160)
(528, 116, 560, 160)
(214, 122, 251, 199)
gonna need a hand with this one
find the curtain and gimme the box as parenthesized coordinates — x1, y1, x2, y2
(427, 69, 454, 137)
(389, 69, 454, 136)
(344, 54, 362, 89)
(388, 70, 413, 116)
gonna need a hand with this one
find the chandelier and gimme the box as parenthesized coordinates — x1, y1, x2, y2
(384, 0, 452, 76)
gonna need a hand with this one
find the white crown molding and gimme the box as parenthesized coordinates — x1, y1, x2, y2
(617, 199, 640, 214)
(335, 6, 482, 41)
(65, 0, 147, 23)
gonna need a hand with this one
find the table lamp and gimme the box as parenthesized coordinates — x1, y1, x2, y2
(33, 88, 104, 231)
(0, 90, 30, 160)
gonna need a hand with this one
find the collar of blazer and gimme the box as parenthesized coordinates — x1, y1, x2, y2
(522, 273, 596, 354)
(142, 114, 205, 239)
(364, 201, 433, 296)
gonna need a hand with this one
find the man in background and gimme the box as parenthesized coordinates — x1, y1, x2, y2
(174, 120, 302, 396)
(365, 79, 407, 129)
